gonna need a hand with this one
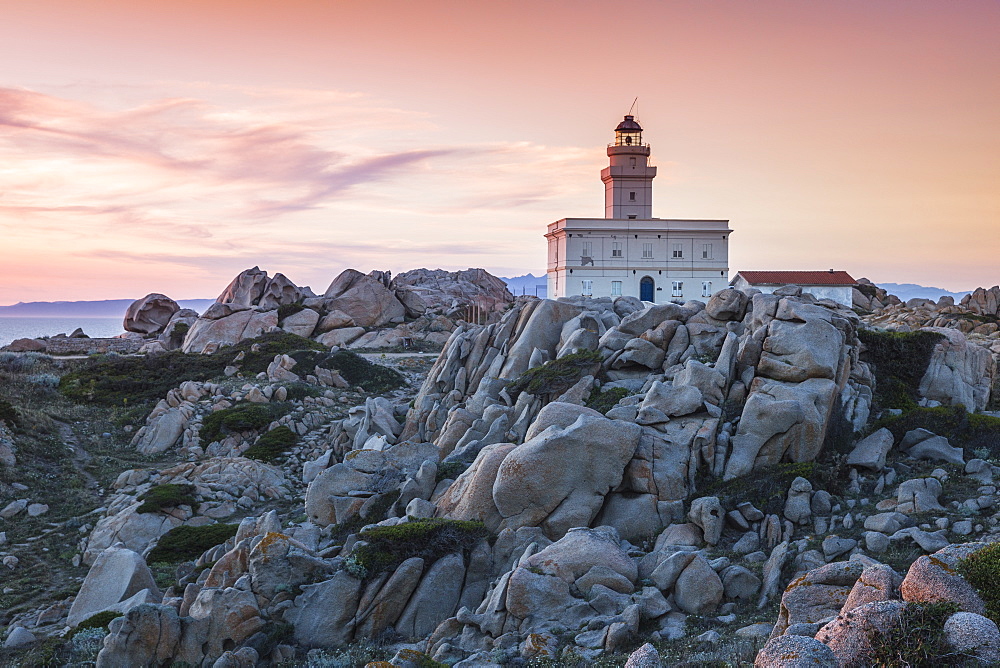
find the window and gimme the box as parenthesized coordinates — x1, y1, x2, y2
(702, 281, 712, 297)
(582, 280, 593, 296)
(672, 243, 683, 259)
(611, 242, 622, 258)
(672, 281, 684, 297)
(629, 191, 636, 201)
(611, 281, 622, 296)
(628, 215, 637, 219)
(629, 157, 636, 168)
(642, 243, 653, 258)
(702, 243, 713, 260)
(581, 241, 592, 258)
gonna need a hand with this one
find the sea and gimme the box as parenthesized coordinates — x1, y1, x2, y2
(0, 317, 126, 348)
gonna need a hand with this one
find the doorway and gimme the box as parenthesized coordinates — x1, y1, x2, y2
(640, 276, 654, 302)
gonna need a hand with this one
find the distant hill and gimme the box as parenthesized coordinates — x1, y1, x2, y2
(875, 283, 971, 303)
(501, 274, 548, 298)
(0, 298, 215, 318)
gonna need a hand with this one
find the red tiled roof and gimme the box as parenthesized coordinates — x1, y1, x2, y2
(734, 270, 857, 286)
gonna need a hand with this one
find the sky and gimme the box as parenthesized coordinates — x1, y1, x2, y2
(0, 0, 997, 304)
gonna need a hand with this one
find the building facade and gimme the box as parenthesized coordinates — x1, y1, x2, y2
(546, 115, 731, 303)
(730, 270, 857, 307)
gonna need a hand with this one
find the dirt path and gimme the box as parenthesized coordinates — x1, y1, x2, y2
(55, 419, 99, 491)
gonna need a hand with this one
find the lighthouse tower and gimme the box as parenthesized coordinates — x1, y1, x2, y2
(545, 112, 731, 304)
(601, 115, 657, 219)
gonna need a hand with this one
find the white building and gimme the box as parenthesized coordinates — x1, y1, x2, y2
(546, 115, 731, 303)
(730, 270, 857, 307)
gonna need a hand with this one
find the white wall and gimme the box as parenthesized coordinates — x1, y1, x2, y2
(730, 275, 854, 307)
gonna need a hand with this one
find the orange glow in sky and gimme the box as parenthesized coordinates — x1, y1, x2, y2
(0, 0, 997, 303)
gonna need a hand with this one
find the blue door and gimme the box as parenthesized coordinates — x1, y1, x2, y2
(640, 277, 654, 302)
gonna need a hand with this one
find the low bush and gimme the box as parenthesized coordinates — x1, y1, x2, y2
(145, 523, 239, 564)
(864, 601, 965, 666)
(350, 518, 490, 578)
(507, 349, 602, 398)
(584, 386, 629, 414)
(277, 302, 306, 323)
(872, 405, 1000, 458)
(136, 483, 197, 514)
(73, 610, 123, 635)
(435, 461, 468, 483)
(858, 328, 944, 411)
(243, 425, 297, 462)
(697, 462, 844, 515)
(59, 331, 325, 407)
(200, 402, 291, 445)
(958, 542, 1000, 624)
(0, 398, 20, 430)
(321, 350, 405, 393)
(283, 382, 324, 401)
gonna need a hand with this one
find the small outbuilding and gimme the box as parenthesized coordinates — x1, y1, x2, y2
(730, 270, 857, 307)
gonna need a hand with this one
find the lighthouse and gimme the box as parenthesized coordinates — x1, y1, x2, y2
(601, 115, 657, 219)
(545, 113, 732, 303)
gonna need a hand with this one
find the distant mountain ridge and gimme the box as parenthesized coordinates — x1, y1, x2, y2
(500, 274, 548, 297)
(875, 283, 971, 303)
(0, 298, 214, 318)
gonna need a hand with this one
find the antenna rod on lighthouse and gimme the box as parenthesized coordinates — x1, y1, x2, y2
(628, 97, 638, 116)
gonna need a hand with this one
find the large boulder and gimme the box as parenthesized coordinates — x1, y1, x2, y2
(316, 269, 405, 328)
(436, 443, 518, 531)
(493, 415, 642, 539)
(918, 327, 994, 411)
(124, 293, 180, 334)
(725, 377, 838, 479)
(755, 634, 837, 667)
(181, 309, 278, 354)
(67, 546, 161, 626)
(771, 561, 864, 636)
(391, 268, 514, 317)
(217, 267, 270, 307)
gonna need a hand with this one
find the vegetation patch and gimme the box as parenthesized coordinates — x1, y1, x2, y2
(435, 461, 468, 483)
(697, 462, 845, 516)
(283, 382, 324, 401)
(507, 349, 602, 398)
(0, 398, 20, 430)
(136, 483, 197, 514)
(146, 523, 239, 564)
(59, 331, 325, 407)
(73, 610, 123, 635)
(350, 518, 490, 578)
(872, 405, 1000, 458)
(329, 490, 401, 545)
(865, 601, 965, 667)
(243, 425, 298, 463)
(199, 402, 291, 445)
(277, 302, 306, 323)
(958, 542, 1000, 624)
(584, 386, 630, 414)
(857, 328, 944, 411)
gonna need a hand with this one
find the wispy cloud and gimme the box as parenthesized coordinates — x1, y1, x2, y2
(0, 87, 589, 302)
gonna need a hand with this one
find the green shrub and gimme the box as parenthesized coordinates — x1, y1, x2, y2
(200, 402, 291, 445)
(320, 350, 405, 393)
(171, 321, 190, 337)
(698, 462, 830, 515)
(351, 518, 490, 578)
(73, 610, 123, 635)
(872, 405, 1000, 459)
(0, 398, 20, 430)
(277, 302, 305, 323)
(863, 601, 964, 666)
(585, 386, 629, 414)
(136, 483, 197, 514)
(59, 331, 325, 407)
(858, 329, 944, 410)
(243, 425, 297, 462)
(283, 382, 324, 401)
(435, 461, 468, 483)
(959, 542, 1000, 624)
(507, 349, 602, 398)
(146, 523, 239, 564)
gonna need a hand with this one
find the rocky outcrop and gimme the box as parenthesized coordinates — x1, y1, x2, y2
(391, 268, 514, 319)
(124, 293, 180, 334)
(308, 269, 406, 328)
(918, 327, 994, 411)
